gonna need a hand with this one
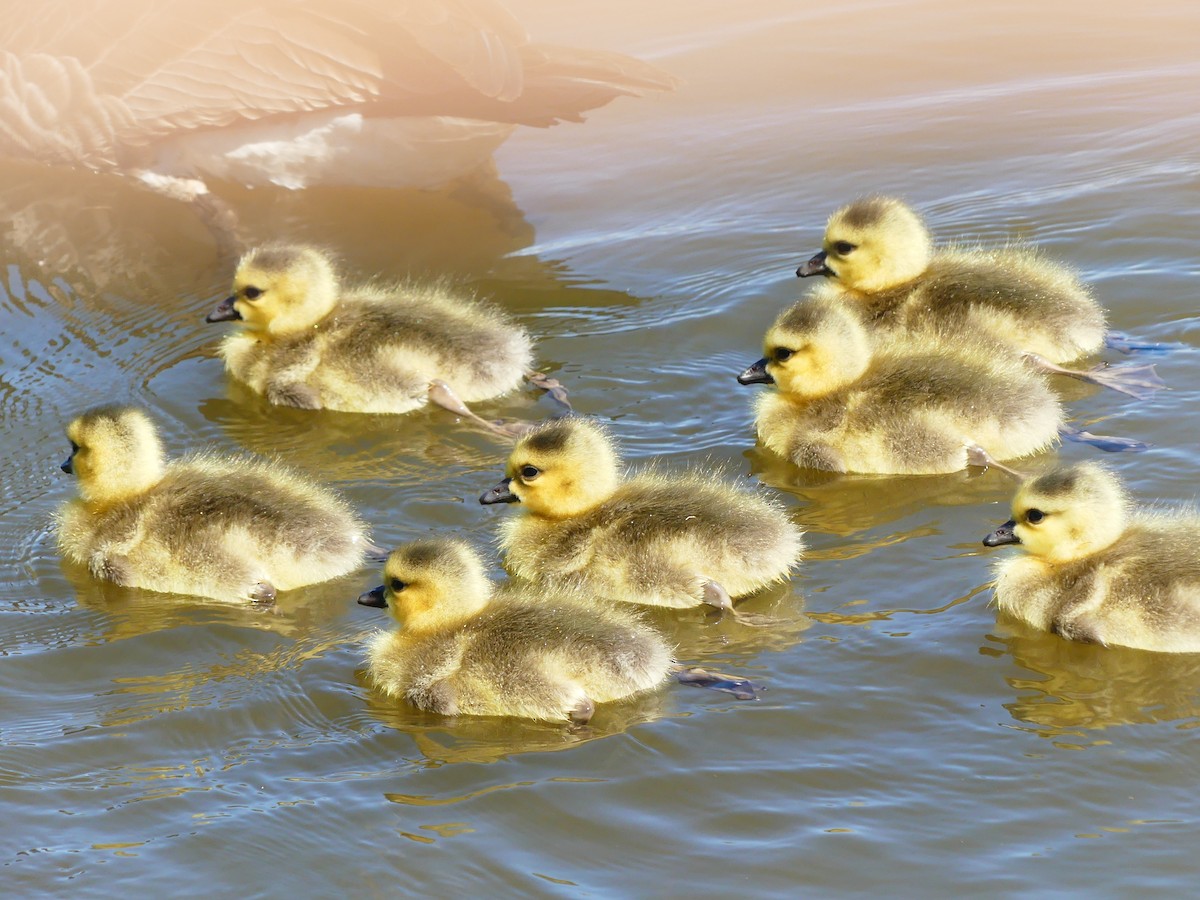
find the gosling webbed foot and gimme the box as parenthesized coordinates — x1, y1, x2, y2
(569, 696, 596, 725)
(1059, 424, 1150, 453)
(964, 444, 1026, 479)
(525, 370, 572, 412)
(249, 581, 277, 604)
(363, 541, 390, 564)
(267, 382, 321, 409)
(1024, 352, 1166, 401)
(673, 666, 763, 700)
(427, 380, 532, 439)
(700, 579, 780, 628)
(1104, 332, 1177, 354)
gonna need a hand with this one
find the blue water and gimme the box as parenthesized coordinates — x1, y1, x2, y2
(3, 0, 1199, 894)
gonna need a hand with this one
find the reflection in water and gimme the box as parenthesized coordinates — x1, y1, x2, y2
(63, 561, 368, 645)
(0, 0, 679, 268)
(749, 445, 1017, 538)
(988, 618, 1200, 734)
(364, 675, 670, 768)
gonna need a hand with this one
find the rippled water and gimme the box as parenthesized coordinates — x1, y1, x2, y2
(4, 0, 1200, 894)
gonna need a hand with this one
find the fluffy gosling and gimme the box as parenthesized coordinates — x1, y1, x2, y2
(479, 417, 803, 621)
(56, 405, 368, 601)
(738, 297, 1062, 475)
(983, 463, 1200, 652)
(796, 196, 1161, 399)
(207, 245, 565, 434)
(359, 539, 673, 724)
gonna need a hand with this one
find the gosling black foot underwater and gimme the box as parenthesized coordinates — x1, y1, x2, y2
(1104, 332, 1177, 354)
(1059, 424, 1149, 453)
(673, 666, 763, 700)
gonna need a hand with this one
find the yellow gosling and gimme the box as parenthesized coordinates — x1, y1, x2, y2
(796, 197, 1163, 400)
(797, 196, 1103, 360)
(55, 405, 368, 602)
(738, 297, 1062, 475)
(983, 463, 1200, 652)
(479, 418, 803, 619)
(359, 539, 673, 724)
(207, 245, 556, 433)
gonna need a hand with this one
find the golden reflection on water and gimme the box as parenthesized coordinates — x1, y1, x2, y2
(989, 619, 1200, 735)
(749, 446, 1017, 538)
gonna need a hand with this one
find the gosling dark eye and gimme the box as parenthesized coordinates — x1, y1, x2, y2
(833, 241, 856, 255)
(520, 465, 540, 480)
(1026, 509, 1045, 524)
(69, 441, 79, 452)
(773, 348, 794, 363)
(389, 578, 407, 592)
(243, 286, 263, 300)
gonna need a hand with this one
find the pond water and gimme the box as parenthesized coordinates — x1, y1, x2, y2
(3, 0, 1199, 894)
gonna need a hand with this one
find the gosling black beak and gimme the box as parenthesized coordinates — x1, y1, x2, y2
(60, 456, 73, 474)
(737, 358, 774, 385)
(982, 519, 1020, 547)
(357, 585, 387, 608)
(205, 295, 242, 323)
(796, 250, 832, 278)
(479, 477, 519, 505)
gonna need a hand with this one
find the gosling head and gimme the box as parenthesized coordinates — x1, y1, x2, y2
(207, 244, 340, 335)
(479, 417, 621, 519)
(983, 463, 1130, 564)
(62, 405, 166, 507)
(738, 299, 871, 397)
(357, 539, 492, 633)
(796, 196, 932, 293)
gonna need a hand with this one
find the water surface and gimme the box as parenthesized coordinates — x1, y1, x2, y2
(3, 0, 1199, 894)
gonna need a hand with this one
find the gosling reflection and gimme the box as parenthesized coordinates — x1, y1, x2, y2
(991, 620, 1200, 732)
(0, 0, 678, 247)
(62, 560, 369, 643)
(363, 682, 670, 767)
(748, 445, 1009, 539)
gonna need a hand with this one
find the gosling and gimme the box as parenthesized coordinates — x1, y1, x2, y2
(479, 417, 803, 620)
(56, 405, 369, 601)
(738, 297, 1062, 475)
(359, 539, 673, 724)
(982, 463, 1200, 652)
(207, 245, 565, 434)
(796, 196, 1161, 399)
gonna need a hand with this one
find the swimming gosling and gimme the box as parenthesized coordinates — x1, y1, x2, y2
(207, 245, 566, 434)
(737, 297, 1062, 475)
(479, 417, 803, 621)
(359, 539, 673, 724)
(56, 405, 369, 601)
(796, 196, 1161, 399)
(982, 463, 1200, 652)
